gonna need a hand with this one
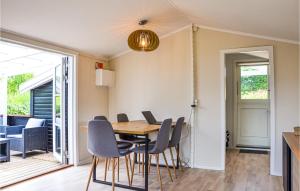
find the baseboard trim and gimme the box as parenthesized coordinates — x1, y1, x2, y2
(193, 164, 224, 171)
(78, 157, 93, 165)
(271, 170, 282, 177)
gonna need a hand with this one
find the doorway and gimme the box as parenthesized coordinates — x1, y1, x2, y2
(221, 46, 276, 175)
(236, 63, 270, 148)
(0, 40, 76, 188)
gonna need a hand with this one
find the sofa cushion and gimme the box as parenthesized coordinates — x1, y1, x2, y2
(7, 134, 22, 139)
(25, 118, 45, 128)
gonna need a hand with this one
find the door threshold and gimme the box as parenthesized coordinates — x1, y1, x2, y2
(236, 146, 270, 151)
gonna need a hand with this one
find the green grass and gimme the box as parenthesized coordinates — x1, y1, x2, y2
(241, 89, 268, 100)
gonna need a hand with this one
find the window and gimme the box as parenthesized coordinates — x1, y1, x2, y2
(239, 65, 269, 100)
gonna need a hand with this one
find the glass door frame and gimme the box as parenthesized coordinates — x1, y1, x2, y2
(53, 58, 68, 164)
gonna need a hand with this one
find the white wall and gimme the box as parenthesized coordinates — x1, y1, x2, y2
(77, 54, 109, 163)
(108, 28, 193, 164)
(195, 28, 299, 174)
(108, 27, 299, 174)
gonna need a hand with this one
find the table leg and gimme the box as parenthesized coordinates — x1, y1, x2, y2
(144, 134, 149, 191)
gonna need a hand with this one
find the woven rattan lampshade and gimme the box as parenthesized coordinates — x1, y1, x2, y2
(128, 20, 159, 51)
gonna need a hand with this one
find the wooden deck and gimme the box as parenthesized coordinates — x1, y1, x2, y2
(0, 151, 67, 188)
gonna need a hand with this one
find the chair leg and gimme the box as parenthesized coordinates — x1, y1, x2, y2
(104, 158, 108, 181)
(85, 156, 96, 191)
(128, 153, 132, 173)
(142, 153, 144, 178)
(107, 158, 111, 170)
(96, 157, 100, 166)
(138, 150, 141, 173)
(155, 154, 163, 191)
(162, 151, 173, 182)
(117, 157, 120, 182)
(125, 155, 131, 186)
(175, 147, 183, 171)
(112, 158, 116, 191)
(130, 153, 136, 185)
(148, 154, 152, 173)
(169, 147, 177, 178)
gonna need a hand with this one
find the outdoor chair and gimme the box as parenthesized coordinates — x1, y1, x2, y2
(0, 118, 47, 158)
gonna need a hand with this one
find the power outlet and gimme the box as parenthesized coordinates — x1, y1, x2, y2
(191, 99, 198, 108)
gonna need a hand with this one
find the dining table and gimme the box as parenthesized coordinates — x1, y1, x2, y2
(81, 120, 180, 191)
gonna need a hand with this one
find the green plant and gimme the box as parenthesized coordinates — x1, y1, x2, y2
(7, 74, 33, 115)
(240, 75, 268, 99)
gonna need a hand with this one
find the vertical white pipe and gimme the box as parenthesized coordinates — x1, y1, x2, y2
(190, 24, 199, 168)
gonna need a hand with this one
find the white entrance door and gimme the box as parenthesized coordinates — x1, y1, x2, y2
(53, 57, 69, 163)
(236, 64, 270, 148)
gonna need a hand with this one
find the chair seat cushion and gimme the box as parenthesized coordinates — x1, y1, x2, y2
(117, 141, 133, 149)
(121, 137, 151, 144)
(149, 140, 176, 148)
(119, 148, 132, 156)
(25, 118, 45, 128)
(131, 144, 156, 154)
(7, 134, 22, 139)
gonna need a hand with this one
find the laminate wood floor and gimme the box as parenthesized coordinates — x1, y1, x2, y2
(2, 149, 283, 191)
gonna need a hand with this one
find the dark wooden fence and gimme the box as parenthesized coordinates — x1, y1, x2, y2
(31, 81, 53, 151)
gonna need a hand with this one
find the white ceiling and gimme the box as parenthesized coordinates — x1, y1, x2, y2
(0, 41, 63, 77)
(1, 0, 299, 59)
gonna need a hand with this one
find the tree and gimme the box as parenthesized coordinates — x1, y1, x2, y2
(7, 74, 33, 115)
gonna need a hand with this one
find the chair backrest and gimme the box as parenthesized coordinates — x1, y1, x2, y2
(117, 113, 129, 122)
(152, 118, 172, 153)
(94, 116, 108, 121)
(87, 120, 120, 158)
(142, 111, 157, 124)
(117, 113, 135, 140)
(25, 118, 46, 128)
(169, 117, 185, 147)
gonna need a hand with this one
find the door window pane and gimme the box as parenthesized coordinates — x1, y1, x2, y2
(55, 65, 62, 94)
(240, 65, 268, 100)
(55, 95, 61, 124)
(55, 125, 61, 154)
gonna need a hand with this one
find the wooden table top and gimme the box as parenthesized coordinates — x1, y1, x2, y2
(283, 132, 300, 161)
(80, 120, 161, 135)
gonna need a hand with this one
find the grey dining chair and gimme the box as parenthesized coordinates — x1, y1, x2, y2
(86, 120, 132, 191)
(117, 113, 151, 176)
(117, 113, 149, 143)
(149, 117, 185, 177)
(117, 113, 136, 141)
(130, 118, 173, 191)
(92, 115, 133, 182)
(168, 117, 185, 178)
(93, 115, 133, 149)
(94, 115, 108, 121)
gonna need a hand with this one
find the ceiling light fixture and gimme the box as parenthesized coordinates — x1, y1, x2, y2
(128, 19, 159, 52)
